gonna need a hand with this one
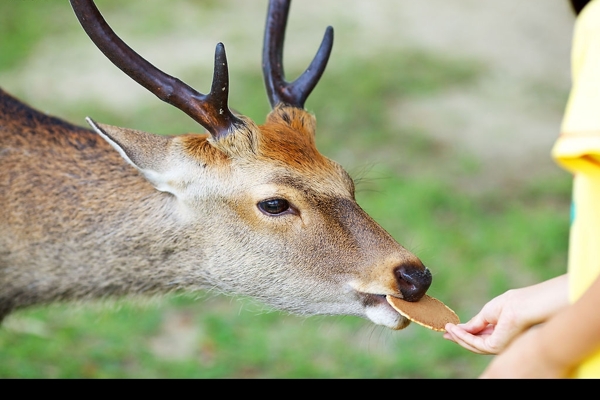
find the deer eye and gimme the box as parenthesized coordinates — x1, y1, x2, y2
(258, 198, 290, 215)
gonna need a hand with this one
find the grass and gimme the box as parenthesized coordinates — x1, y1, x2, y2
(0, 0, 572, 378)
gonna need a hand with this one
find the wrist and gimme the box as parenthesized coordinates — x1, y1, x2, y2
(502, 288, 541, 330)
(507, 276, 570, 328)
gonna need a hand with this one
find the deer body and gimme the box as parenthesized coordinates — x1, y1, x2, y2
(0, 0, 432, 330)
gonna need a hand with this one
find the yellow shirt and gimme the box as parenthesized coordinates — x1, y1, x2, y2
(552, 0, 600, 378)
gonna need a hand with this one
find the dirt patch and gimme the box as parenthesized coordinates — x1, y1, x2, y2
(387, 0, 575, 187)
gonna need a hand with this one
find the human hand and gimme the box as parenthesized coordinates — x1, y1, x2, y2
(443, 290, 525, 355)
(444, 275, 569, 355)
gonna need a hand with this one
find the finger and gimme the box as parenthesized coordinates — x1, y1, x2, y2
(445, 323, 496, 355)
(458, 313, 496, 333)
(443, 326, 484, 353)
(444, 330, 489, 354)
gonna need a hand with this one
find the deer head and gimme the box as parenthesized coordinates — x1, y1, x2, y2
(0, 0, 431, 330)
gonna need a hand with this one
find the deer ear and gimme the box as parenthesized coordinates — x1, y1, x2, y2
(86, 118, 176, 193)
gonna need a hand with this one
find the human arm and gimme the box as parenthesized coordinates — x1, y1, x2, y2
(443, 273, 569, 354)
(479, 273, 600, 378)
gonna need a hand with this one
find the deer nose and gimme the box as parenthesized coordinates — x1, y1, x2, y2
(394, 263, 432, 302)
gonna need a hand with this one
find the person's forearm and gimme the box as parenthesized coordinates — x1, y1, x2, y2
(534, 275, 600, 373)
(517, 273, 569, 327)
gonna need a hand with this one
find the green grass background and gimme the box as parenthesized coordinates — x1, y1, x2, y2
(0, 1, 571, 378)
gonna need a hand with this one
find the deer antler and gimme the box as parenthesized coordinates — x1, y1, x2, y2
(69, 0, 242, 139)
(262, 0, 334, 109)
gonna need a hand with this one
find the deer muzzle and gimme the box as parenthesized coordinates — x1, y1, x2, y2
(394, 262, 432, 302)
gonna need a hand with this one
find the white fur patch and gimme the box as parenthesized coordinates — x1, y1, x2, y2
(365, 304, 406, 329)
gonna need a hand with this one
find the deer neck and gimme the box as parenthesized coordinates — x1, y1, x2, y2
(0, 118, 216, 314)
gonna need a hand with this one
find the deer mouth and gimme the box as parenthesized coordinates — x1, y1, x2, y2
(358, 292, 411, 330)
(359, 292, 388, 307)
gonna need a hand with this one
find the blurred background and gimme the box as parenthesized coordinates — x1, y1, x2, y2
(0, 0, 576, 378)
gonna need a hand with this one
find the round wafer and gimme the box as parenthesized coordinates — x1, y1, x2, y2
(386, 294, 459, 332)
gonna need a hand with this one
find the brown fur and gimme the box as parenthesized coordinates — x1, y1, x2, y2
(257, 107, 327, 169)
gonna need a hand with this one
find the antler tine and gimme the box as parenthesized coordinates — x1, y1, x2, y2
(69, 0, 242, 139)
(262, 0, 334, 109)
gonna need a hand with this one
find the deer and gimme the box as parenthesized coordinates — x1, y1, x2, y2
(0, 0, 433, 331)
